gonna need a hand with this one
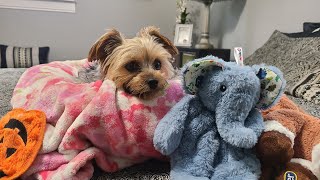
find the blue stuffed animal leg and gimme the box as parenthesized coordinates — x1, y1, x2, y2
(211, 157, 261, 180)
(191, 130, 219, 177)
(171, 169, 210, 180)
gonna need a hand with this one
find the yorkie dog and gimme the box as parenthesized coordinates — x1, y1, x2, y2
(87, 26, 178, 100)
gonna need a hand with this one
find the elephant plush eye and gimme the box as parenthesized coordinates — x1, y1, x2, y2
(220, 85, 227, 92)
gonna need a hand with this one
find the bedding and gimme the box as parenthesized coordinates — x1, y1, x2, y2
(288, 96, 320, 118)
(246, 30, 320, 118)
(10, 59, 184, 180)
(289, 68, 320, 105)
(283, 22, 320, 38)
(303, 22, 320, 33)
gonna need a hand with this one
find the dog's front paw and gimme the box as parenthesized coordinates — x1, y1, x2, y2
(256, 131, 294, 166)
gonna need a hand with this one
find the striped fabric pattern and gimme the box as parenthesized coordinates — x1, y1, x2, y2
(0, 45, 49, 68)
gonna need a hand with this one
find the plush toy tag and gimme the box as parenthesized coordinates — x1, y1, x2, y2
(234, 47, 244, 66)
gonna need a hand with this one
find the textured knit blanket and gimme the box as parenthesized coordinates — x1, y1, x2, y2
(10, 59, 184, 180)
(289, 68, 320, 105)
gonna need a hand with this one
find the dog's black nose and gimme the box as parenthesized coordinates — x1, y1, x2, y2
(147, 79, 158, 89)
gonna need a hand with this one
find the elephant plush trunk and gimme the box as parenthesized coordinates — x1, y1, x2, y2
(216, 94, 258, 148)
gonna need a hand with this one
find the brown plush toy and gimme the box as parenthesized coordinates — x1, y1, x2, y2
(256, 95, 320, 180)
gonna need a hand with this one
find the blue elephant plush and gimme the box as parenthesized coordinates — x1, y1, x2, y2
(153, 56, 286, 180)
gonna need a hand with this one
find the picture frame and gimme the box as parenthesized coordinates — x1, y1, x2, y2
(174, 24, 193, 47)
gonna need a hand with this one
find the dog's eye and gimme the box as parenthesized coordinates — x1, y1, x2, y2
(125, 61, 140, 72)
(153, 59, 161, 70)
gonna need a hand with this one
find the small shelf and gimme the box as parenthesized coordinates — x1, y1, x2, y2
(174, 47, 230, 67)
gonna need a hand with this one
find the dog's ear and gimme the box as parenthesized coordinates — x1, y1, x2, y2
(138, 26, 178, 57)
(88, 29, 123, 62)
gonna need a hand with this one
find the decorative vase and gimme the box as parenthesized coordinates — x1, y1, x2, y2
(194, 0, 214, 49)
(193, 0, 232, 49)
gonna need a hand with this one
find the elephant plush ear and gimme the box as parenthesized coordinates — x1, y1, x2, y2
(255, 66, 286, 110)
(182, 56, 225, 95)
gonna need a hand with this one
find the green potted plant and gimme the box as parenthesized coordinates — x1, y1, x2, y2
(176, 0, 190, 24)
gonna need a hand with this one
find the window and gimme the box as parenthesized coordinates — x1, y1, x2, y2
(0, 0, 76, 13)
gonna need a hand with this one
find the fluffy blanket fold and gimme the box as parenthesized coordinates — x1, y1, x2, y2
(11, 59, 184, 180)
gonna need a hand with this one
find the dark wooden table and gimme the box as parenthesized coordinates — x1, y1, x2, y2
(174, 47, 230, 67)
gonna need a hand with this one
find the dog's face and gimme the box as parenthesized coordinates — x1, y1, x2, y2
(88, 26, 178, 100)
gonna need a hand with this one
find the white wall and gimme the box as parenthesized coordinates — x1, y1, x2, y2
(2, 0, 319, 61)
(0, 0, 176, 61)
(188, 0, 320, 59)
(245, 0, 320, 57)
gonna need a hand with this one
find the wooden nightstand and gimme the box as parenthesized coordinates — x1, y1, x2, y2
(174, 47, 231, 67)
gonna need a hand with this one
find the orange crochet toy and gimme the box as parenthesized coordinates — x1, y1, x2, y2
(0, 108, 46, 180)
(257, 95, 320, 180)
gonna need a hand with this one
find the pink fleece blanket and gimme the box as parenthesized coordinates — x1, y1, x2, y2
(11, 59, 184, 180)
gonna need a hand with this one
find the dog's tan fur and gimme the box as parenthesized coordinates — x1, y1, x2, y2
(88, 26, 178, 100)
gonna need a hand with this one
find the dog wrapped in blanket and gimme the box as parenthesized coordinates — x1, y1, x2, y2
(9, 26, 184, 179)
(10, 57, 184, 179)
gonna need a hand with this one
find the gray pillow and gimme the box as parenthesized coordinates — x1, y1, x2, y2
(246, 30, 320, 97)
(0, 45, 49, 68)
